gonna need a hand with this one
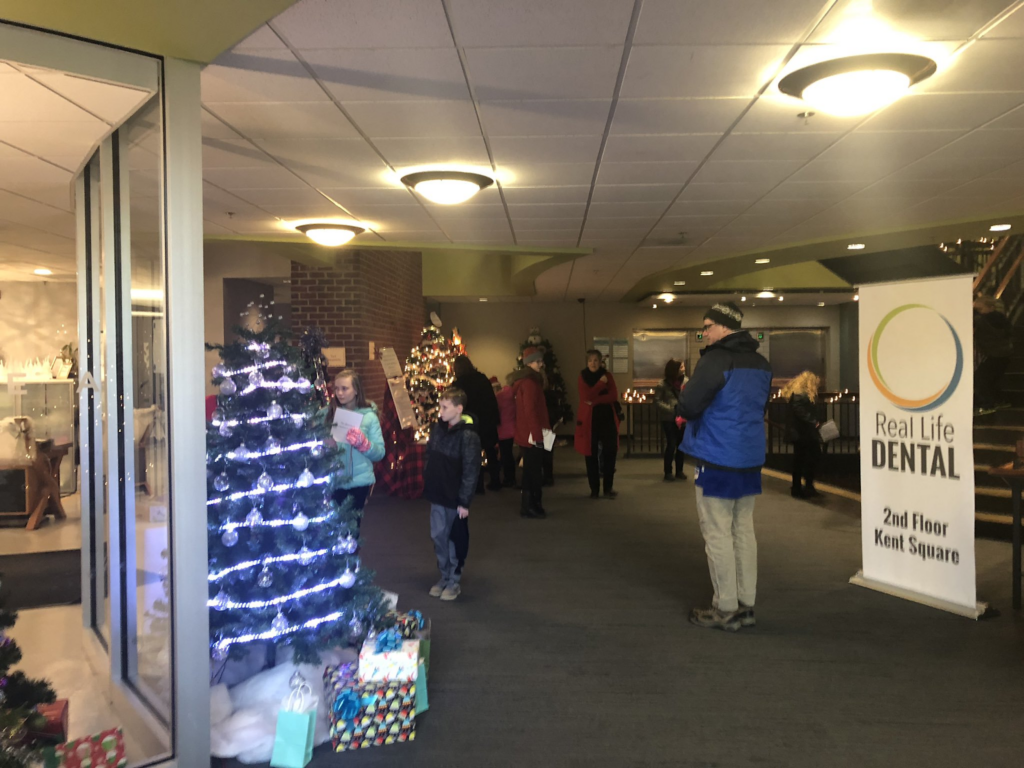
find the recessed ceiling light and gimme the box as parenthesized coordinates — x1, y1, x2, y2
(853, 294, 860, 301)
(990, 223, 1011, 232)
(818, 302, 826, 307)
(847, 243, 865, 250)
(756, 291, 775, 299)
(778, 53, 936, 117)
(295, 222, 365, 246)
(658, 293, 675, 303)
(673, 280, 686, 286)
(652, 303, 658, 309)
(754, 258, 771, 264)
(479, 298, 488, 302)
(778, 296, 784, 301)
(400, 170, 494, 205)
(700, 271, 714, 276)
(741, 296, 747, 301)
(131, 288, 163, 301)
(33, 268, 53, 276)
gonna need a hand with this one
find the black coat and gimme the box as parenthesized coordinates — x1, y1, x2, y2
(454, 369, 500, 446)
(785, 393, 820, 445)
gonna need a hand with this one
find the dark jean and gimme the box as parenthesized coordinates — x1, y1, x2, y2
(661, 420, 685, 476)
(791, 441, 820, 491)
(520, 446, 544, 511)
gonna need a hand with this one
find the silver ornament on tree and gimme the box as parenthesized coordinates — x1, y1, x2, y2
(211, 408, 225, 426)
(310, 442, 324, 458)
(221, 527, 239, 547)
(297, 377, 312, 394)
(278, 375, 293, 389)
(348, 616, 364, 637)
(256, 471, 274, 491)
(340, 568, 356, 588)
(212, 642, 229, 662)
(257, 565, 273, 587)
(297, 468, 314, 488)
(292, 510, 309, 531)
(245, 507, 263, 527)
(271, 611, 289, 633)
(256, 343, 271, 360)
(220, 377, 237, 396)
(298, 545, 315, 565)
(248, 369, 264, 387)
(212, 364, 227, 379)
(213, 473, 229, 492)
(267, 401, 283, 419)
(219, 421, 233, 437)
(265, 437, 281, 454)
(211, 590, 230, 611)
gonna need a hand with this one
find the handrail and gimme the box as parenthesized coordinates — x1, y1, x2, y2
(973, 236, 1009, 293)
(994, 240, 1024, 300)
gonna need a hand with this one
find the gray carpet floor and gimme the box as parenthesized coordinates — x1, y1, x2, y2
(240, 454, 1024, 768)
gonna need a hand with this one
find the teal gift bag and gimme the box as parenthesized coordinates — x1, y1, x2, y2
(270, 684, 317, 768)
(415, 661, 429, 715)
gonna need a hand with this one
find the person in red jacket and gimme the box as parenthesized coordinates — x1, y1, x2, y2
(493, 375, 517, 487)
(574, 349, 620, 499)
(510, 346, 550, 519)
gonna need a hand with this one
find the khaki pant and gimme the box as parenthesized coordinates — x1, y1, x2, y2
(694, 486, 757, 613)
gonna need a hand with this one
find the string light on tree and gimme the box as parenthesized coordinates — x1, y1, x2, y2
(404, 324, 465, 441)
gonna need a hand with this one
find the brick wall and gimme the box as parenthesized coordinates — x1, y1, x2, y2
(291, 251, 426, 404)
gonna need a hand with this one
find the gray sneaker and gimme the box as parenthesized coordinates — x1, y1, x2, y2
(689, 606, 740, 632)
(736, 604, 756, 627)
(440, 583, 461, 601)
(429, 580, 446, 598)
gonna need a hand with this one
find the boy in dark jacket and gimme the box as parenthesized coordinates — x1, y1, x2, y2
(423, 386, 481, 601)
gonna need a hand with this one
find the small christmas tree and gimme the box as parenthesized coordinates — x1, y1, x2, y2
(207, 318, 389, 664)
(0, 587, 55, 768)
(404, 325, 465, 442)
(517, 327, 573, 427)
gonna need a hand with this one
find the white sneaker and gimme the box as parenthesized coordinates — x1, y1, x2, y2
(429, 580, 446, 598)
(440, 583, 461, 601)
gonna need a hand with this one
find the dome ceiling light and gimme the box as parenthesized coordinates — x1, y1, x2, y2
(778, 53, 936, 117)
(400, 170, 494, 205)
(295, 222, 365, 247)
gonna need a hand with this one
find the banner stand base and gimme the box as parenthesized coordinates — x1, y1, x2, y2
(849, 571, 987, 620)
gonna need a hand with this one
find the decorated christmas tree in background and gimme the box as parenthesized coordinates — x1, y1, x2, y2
(0, 588, 55, 768)
(517, 327, 573, 428)
(207, 317, 389, 664)
(404, 324, 465, 442)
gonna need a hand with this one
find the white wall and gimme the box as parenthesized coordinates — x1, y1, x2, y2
(439, 301, 843, 427)
(0, 281, 77, 365)
(204, 242, 292, 395)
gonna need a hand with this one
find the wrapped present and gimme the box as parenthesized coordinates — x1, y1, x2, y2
(43, 728, 127, 768)
(391, 611, 431, 674)
(358, 630, 418, 683)
(324, 664, 415, 751)
(270, 681, 318, 768)
(415, 661, 429, 716)
(30, 699, 69, 743)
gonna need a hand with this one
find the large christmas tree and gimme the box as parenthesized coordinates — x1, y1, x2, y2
(517, 327, 573, 427)
(207, 320, 389, 664)
(0, 588, 55, 768)
(404, 325, 464, 442)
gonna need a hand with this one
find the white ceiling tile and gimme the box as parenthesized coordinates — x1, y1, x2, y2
(676, 182, 772, 201)
(811, 0, 1013, 44)
(939, 177, 1024, 199)
(635, 0, 828, 44)
(503, 163, 597, 186)
(202, 109, 243, 139)
(0, 120, 106, 160)
(490, 135, 602, 164)
(666, 200, 751, 215)
(887, 152, 1008, 181)
(381, 231, 449, 242)
(344, 100, 481, 138)
(203, 166, 309, 189)
(932, 129, 1024, 159)
(320, 187, 415, 204)
(849, 177, 949, 200)
(602, 133, 719, 163)
(654, 212, 735, 229)
(735, 93, 861, 133)
(743, 197, 833, 217)
(588, 201, 668, 217)
(272, 0, 454, 49)
(231, 187, 331, 207)
(448, 0, 635, 46)
(375, 136, 490, 166)
(982, 104, 1024, 130)
(429, 205, 508, 221)
(513, 220, 582, 232)
(620, 45, 790, 99)
(985, 3, 1024, 38)
(518, 236, 578, 247)
(760, 180, 866, 200)
(231, 24, 288, 51)
(786, 160, 895, 184)
(925, 39, 1024, 94)
(465, 47, 623, 101)
(303, 48, 470, 102)
(261, 200, 356, 219)
(713, 131, 839, 162)
(501, 186, 591, 204)
(612, 98, 747, 135)
(693, 160, 805, 185)
(980, 158, 1024, 180)
(0, 74, 96, 122)
(507, 203, 587, 218)
(255, 137, 385, 175)
(28, 71, 151, 125)
(597, 161, 699, 184)
(480, 99, 611, 136)
(202, 138, 275, 169)
(205, 102, 359, 139)
(203, 220, 240, 235)
(862, 92, 1024, 132)
(591, 184, 680, 203)
(820, 131, 959, 165)
(202, 51, 329, 103)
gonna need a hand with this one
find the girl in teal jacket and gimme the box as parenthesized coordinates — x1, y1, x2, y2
(326, 369, 385, 523)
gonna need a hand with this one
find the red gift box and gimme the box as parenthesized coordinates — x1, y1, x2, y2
(31, 699, 70, 742)
(45, 728, 127, 768)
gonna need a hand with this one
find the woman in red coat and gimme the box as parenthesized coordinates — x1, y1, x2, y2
(574, 349, 620, 499)
(511, 347, 551, 518)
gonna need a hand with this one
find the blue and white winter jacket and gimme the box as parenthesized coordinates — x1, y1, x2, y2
(678, 331, 772, 472)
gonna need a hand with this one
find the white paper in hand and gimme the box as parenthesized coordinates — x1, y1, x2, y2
(542, 429, 556, 452)
(332, 408, 364, 443)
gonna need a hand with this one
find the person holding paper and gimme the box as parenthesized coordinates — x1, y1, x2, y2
(574, 350, 620, 500)
(781, 371, 822, 499)
(509, 346, 551, 519)
(324, 370, 385, 526)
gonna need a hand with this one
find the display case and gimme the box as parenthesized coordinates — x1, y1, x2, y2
(0, 379, 76, 495)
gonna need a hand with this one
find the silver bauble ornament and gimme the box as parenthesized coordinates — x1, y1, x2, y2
(257, 565, 273, 587)
(219, 421, 233, 437)
(248, 369, 264, 387)
(297, 377, 312, 394)
(212, 642, 229, 661)
(245, 507, 263, 527)
(212, 364, 227, 378)
(211, 408, 225, 426)
(211, 590, 230, 611)
(213, 473, 229, 492)
(220, 377, 237, 396)
(256, 471, 274, 491)
(267, 401, 283, 419)
(348, 617, 364, 637)
(271, 612, 289, 633)
(266, 437, 281, 454)
(234, 444, 249, 460)
(292, 511, 309, 531)
(345, 535, 358, 554)
(297, 468, 314, 488)
(278, 375, 293, 388)
(298, 545, 315, 565)
(221, 528, 239, 547)
(291, 413, 304, 426)
(257, 343, 271, 360)
(310, 442, 324, 458)
(340, 568, 356, 588)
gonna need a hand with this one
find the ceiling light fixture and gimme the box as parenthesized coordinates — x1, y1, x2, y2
(673, 280, 686, 286)
(400, 170, 494, 205)
(818, 302, 826, 307)
(847, 243, 866, 250)
(778, 53, 936, 117)
(990, 223, 1011, 232)
(479, 298, 488, 302)
(33, 268, 53, 276)
(778, 296, 784, 301)
(854, 294, 860, 301)
(295, 223, 365, 247)
(756, 291, 775, 299)
(658, 293, 675, 303)
(700, 271, 714, 276)
(741, 296, 747, 301)
(754, 258, 771, 264)
(652, 303, 658, 309)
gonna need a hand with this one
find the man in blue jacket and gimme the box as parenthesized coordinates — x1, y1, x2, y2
(678, 302, 772, 631)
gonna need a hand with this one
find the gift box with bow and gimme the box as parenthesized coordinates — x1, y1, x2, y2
(323, 664, 416, 751)
(357, 629, 419, 683)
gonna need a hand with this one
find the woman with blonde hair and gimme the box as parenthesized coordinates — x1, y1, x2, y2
(325, 369, 385, 526)
(781, 371, 821, 498)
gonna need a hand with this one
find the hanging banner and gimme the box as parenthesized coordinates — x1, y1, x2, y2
(851, 274, 983, 617)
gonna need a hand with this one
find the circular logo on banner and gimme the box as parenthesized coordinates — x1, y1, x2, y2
(866, 303, 963, 412)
